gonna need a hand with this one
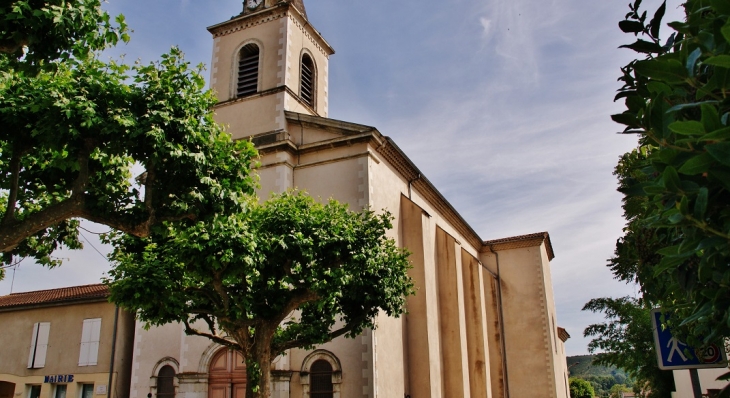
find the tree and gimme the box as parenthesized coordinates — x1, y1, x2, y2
(611, 0, 730, 346)
(0, 0, 129, 68)
(583, 297, 675, 398)
(570, 377, 596, 398)
(609, 384, 631, 398)
(0, 1, 258, 278)
(104, 191, 414, 398)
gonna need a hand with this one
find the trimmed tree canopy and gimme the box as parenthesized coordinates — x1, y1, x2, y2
(0, 0, 258, 277)
(105, 191, 414, 398)
(0, 50, 257, 271)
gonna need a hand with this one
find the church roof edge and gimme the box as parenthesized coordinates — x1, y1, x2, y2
(283, 112, 556, 260)
(284, 112, 485, 250)
(483, 232, 555, 261)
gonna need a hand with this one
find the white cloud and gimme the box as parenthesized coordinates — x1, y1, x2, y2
(480, 17, 492, 39)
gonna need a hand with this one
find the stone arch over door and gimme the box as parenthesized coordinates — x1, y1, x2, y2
(300, 350, 342, 398)
(208, 348, 247, 398)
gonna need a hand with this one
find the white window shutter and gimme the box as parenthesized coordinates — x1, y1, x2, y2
(27, 323, 39, 368)
(88, 319, 101, 365)
(79, 318, 101, 366)
(34, 323, 50, 368)
(28, 322, 50, 368)
(78, 342, 90, 366)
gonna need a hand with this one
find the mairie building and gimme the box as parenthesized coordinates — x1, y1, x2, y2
(0, 285, 135, 398)
(0, 1, 571, 398)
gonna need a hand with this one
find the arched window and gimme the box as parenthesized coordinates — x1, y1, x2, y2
(309, 360, 333, 398)
(237, 43, 260, 97)
(300, 54, 315, 108)
(156, 365, 175, 398)
(300, 350, 341, 398)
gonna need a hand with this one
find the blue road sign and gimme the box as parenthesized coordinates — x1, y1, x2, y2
(651, 309, 727, 370)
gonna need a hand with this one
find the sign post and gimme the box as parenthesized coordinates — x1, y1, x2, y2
(651, 309, 728, 398)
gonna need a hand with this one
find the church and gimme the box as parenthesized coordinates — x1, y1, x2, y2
(125, 1, 570, 397)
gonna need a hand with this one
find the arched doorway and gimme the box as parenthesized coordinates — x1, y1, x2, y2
(208, 348, 246, 398)
(0, 382, 15, 398)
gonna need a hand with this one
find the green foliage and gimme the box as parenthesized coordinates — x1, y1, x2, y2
(105, 191, 414, 398)
(583, 297, 675, 398)
(0, 48, 257, 269)
(570, 377, 596, 398)
(568, 355, 634, 397)
(611, 0, 730, 347)
(568, 355, 632, 380)
(0, 0, 129, 69)
(0, 0, 257, 274)
(609, 384, 632, 398)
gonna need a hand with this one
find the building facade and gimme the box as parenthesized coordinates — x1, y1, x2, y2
(0, 285, 135, 398)
(127, 1, 570, 398)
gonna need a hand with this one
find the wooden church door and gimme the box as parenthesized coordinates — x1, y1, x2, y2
(208, 348, 247, 398)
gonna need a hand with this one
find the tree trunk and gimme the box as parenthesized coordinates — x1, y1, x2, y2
(245, 338, 272, 398)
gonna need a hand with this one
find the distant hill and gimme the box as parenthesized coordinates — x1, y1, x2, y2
(568, 355, 633, 397)
(568, 354, 625, 378)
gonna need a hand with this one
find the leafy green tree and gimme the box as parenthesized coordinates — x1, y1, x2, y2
(570, 377, 596, 398)
(610, 0, 730, 345)
(0, 1, 258, 279)
(0, 0, 129, 68)
(105, 191, 414, 398)
(609, 384, 631, 398)
(583, 297, 675, 398)
(0, 50, 257, 275)
(583, 375, 620, 398)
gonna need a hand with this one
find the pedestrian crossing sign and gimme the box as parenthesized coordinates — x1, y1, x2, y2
(651, 309, 727, 370)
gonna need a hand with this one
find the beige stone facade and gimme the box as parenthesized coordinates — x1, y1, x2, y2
(672, 368, 730, 398)
(127, 1, 570, 398)
(0, 285, 135, 398)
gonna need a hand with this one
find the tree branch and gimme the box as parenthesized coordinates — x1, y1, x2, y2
(0, 39, 27, 55)
(274, 314, 368, 353)
(183, 319, 239, 349)
(271, 289, 318, 326)
(2, 150, 22, 226)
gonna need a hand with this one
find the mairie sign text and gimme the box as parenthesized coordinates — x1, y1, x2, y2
(44, 375, 74, 383)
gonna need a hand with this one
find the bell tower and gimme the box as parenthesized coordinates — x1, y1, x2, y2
(207, 0, 334, 140)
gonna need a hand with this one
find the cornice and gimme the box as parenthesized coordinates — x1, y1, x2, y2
(207, 4, 334, 56)
(482, 232, 555, 260)
(215, 86, 321, 117)
(288, 12, 333, 57)
(207, 6, 287, 38)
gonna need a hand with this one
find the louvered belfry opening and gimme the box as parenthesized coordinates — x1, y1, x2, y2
(156, 365, 175, 398)
(309, 360, 333, 398)
(237, 44, 259, 97)
(300, 54, 315, 107)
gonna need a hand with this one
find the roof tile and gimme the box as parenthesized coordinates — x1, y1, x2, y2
(0, 284, 109, 309)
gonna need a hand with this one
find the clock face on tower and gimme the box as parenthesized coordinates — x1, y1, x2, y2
(246, 0, 263, 10)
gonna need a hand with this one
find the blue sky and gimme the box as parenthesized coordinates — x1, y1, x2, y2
(0, 0, 685, 356)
